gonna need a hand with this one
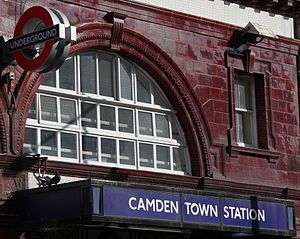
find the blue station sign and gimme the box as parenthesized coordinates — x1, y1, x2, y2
(18, 180, 295, 236)
(100, 186, 295, 234)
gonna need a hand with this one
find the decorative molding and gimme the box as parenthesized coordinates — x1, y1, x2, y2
(14, 23, 213, 177)
(104, 12, 127, 50)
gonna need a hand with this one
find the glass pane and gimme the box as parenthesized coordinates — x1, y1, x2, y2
(81, 54, 96, 94)
(156, 145, 170, 169)
(24, 128, 37, 154)
(28, 97, 37, 119)
(236, 111, 253, 145)
(120, 141, 135, 165)
(43, 70, 56, 87)
(154, 87, 167, 107)
(81, 102, 97, 128)
(82, 136, 98, 161)
(59, 57, 75, 90)
(173, 147, 186, 172)
(60, 99, 77, 124)
(137, 71, 151, 103)
(171, 120, 180, 141)
(155, 114, 170, 138)
(138, 112, 153, 136)
(41, 130, 57, 156)
(61, 133, 77, 158)
(101, 138, 116, 163)
(100, 105, 115, 131)
(139, 143, 153, 168)
(40, 96, 57, 122)
(236, 112, 243, 143)
(118, 108, 133, 133)
(242, 112, 253, 145)
(235, 75, 253, 110)
(120, 60, 132, 100)
(99, 58, 114, 97)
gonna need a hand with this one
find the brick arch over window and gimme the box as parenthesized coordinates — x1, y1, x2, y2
(15, 23, 212, 177)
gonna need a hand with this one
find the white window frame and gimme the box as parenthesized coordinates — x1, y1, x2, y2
(234, 74, 258, 148)
(25, 51, 192, 175)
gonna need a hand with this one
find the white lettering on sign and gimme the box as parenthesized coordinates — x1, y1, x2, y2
(184, 202, 218, 217)
(9, 26, 59, 52)
(223, 206, 265, 222)
(128, 197, 179, 214)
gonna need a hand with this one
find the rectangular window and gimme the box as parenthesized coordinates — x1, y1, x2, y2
(234, 73, 257, 147)
(60, 99, 77, 124)
(81, 54, 97, 94)
(156, 145, 170, 169)
(118, 108, 133, 133)
(120, 60, 132, 100)
(28, 97, 37, 120)
(59, 57, 75, 90)
(137, 71, 151, 103)
(101, 138, 116, 163)
(82, 135, 98, 161)
(173, 147, 186, 172)
(40, 96, 57, 122)
(139, 143, 154, 168)
(24, 127, 37, 154)
(81, 102, 97, 128)
(100, 105, 115, 131)
(120, 140, 135, 165)
(41, 130, 57, 156)
(155, 114, 170, 138)
(138, 111, 153, 136)
(61, 133, 77, 158)
(99, 57, 114, 97)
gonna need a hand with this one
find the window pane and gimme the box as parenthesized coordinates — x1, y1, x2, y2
(173, 147, 186, 172)
(120, 60, 132, 100)
(60, 99, 77, 124)
(235, 75, 253, 110)
(59, 57, 75, 90)
(139, 143, 153, 167)
(99, 58, 114, 97)
(100, 105, 115, 131)
(120, 140, 135, 165)
(171, 120, 180, 141)
(156, 145, 170, 169)
(61, 133, 77, 158)
(41, 130, 57, 156)
(155, 114, 169, 138)
(137, 71, 151, 103)
(138, 112, 153, 136)
(43, 70, 56, 87)
(101, 138, 116, 163)
(81, 54, 96, 94)
(82, 136, 98, 161)
(118, 108, 133, 133)
(28, 97, 37, 119)
(236, 111, 253, 145)
(24, 128, 37, 154)
(81, 102, 97, 128)
(40, 96, 57, 122)
(154, 87, 167, 107)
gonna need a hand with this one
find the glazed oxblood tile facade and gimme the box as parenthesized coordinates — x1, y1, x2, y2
(0, 0, 299, 238)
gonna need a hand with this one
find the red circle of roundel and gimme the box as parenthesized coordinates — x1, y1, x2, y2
(14, 6, 55, 71)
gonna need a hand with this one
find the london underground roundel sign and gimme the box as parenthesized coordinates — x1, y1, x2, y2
(8, 6, 76, 73)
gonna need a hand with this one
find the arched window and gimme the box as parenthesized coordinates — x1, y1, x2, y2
(24, 51, 191, 175)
